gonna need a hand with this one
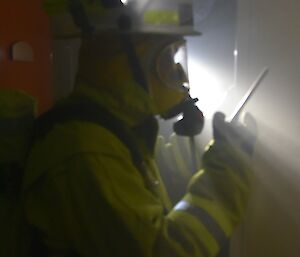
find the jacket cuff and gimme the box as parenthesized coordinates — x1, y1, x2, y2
(172, 193, 234, 253)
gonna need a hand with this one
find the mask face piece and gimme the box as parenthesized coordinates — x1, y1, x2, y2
(135, 36, 190, 115)
(156, 40, 189, 91)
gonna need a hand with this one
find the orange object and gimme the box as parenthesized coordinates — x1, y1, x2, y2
(0, 0, 53, 113)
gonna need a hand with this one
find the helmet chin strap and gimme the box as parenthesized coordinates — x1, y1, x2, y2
(117, 14, 149, 93)
(119, 33, 149, 93)
(68, 0, 95, 37)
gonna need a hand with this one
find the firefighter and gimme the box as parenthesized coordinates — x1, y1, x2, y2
(23, 1, 256, 256)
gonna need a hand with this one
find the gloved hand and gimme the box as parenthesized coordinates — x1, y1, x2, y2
(187, 111, 257, 226)
(213, 112, 257, 156)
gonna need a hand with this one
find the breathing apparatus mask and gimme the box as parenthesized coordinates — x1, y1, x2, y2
(156, 39, 189, 92)
(43, 0, 204, 136)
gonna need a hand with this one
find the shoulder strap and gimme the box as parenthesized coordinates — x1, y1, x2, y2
(33, 98, 143, 170)
(29, 98, 146, 257)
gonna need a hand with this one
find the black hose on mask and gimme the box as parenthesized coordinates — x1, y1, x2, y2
(163, 97, 204, 137)
(163, 97, 205, 172)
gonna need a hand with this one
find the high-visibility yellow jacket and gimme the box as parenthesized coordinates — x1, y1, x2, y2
(23, 81, 249, 257)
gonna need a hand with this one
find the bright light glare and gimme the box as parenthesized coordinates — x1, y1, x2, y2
(176, 114, 184, 121)
(174, 47, 185, 64)
(121, 0, 129, 5)
(234, 49, 238, 57)
(188, 59, 228, 118)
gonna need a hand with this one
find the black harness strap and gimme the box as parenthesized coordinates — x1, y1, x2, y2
(33, 98, 143, 170)
(30, 98, 146, 257)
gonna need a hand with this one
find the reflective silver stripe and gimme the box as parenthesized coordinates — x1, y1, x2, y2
(174, 200, 228, 249)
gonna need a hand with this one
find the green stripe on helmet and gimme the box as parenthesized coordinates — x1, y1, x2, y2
(144, 10, 180, 25)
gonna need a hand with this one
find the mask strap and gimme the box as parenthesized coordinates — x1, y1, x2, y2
(68, 0, 95, 37)
(118, 15, 149, 92)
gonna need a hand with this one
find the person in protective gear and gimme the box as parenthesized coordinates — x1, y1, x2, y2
(23, 1, 257, 257)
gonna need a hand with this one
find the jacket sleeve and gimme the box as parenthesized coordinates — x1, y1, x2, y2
(24, 147, 236, 257)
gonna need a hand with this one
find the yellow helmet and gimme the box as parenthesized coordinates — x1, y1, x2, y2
(43, 0, 200, 38)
